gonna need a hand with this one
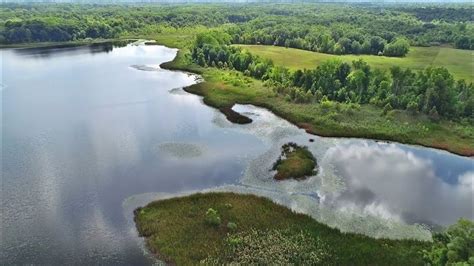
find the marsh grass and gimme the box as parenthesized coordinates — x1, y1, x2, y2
(272, 143, 317, 181)
(134, 192, 429, 265)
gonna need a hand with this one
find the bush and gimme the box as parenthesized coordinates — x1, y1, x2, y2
(407, 101, 419, 114)
(382, 103, 393, 115)
(423, 219, 474, 265)
(384, 38, 410, 57)
(429, 106, 440, 121)
(205, 208, 221, 227)
(227, 222, 238, 231)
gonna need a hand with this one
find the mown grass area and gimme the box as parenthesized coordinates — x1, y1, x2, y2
(154, 33, 473, 156)
(236, 45, 474, 82)
(272, 143, 317, 181)
(135, 192, 428, 265)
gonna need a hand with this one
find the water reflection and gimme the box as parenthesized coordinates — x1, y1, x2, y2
(12, 40, 129, 58)
(229, 105, 473, 237)
(1, 43, 266, 264)
(2, 42, 473, 265)
(322, 143, 473, 226)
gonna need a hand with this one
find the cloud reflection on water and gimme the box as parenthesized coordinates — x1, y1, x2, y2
(322, 143, 473, 226)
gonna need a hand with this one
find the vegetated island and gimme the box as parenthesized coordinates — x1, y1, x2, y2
(134, 192, 429, 265)
(272, 142, 317, 181)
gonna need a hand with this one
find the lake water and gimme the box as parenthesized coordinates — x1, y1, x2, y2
(1, 42, 473, 264)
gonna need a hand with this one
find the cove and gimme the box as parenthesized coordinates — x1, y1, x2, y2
(1, 42, 472, 264)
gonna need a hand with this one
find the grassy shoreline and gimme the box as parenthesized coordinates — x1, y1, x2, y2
(12, 37, 472, 156)
(134, 192, 429, 265)
(158, 43, 473, 157)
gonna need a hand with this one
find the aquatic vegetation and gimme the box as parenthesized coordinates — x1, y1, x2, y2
(134, 192, 429, 265)
(272, 142, 317, 180)
(202, 229, 329, 264)
(157, 142, 204, 158)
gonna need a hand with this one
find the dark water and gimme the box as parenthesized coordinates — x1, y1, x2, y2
(1, 42, 473, 264)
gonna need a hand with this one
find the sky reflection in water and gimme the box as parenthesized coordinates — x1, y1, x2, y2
(323, 143, 473, 226)
(1, 42, 472, 264)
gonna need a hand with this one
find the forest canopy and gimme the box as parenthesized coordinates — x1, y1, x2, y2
(1, 3, 473, 56)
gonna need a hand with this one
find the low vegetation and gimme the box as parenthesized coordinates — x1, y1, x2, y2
(134, 192, 429, 265)
(272, 143, 317, 181)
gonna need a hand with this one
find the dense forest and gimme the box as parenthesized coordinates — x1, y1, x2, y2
(191, 30, 474, 120)
(1, 3, 473, 55)
(2, 3, 472, 118)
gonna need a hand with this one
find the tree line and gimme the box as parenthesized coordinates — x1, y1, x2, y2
(227, 19, 411, 57)
(191, 31, 474, 120)
(1, 3, 473, 53)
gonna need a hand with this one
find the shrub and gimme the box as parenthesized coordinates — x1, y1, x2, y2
(205, 208, 221, 227)
(227, 222, 238, 231)
(382, 102, 393, 115)
(423, 219, 474, 265)
(429, 106, 440, 121)
(321, 97, 334, 110)
(407, 101, 419, 114)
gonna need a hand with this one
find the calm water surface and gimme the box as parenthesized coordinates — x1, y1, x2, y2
(1, 42, 472, 264)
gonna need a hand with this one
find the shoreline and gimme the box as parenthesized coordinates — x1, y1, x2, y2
(7, 39, 471, 157)
(8, 38, 474, 158)
(159, 49, 474, 158)
(0, 38, 144, 49)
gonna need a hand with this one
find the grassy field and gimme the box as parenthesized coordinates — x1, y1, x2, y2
(236, 45, 474, 82)
(135, 192, 428, 265)
(155, 35, 474, 156)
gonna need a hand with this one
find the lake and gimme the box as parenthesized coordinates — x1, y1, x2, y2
(1, 42, 472, 264)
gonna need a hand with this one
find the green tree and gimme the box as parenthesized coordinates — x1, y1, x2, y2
(384, 38, 410, 57)
(423, 219, 474, 266)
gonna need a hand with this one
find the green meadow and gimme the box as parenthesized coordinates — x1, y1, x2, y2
(236, 45, 474, 82)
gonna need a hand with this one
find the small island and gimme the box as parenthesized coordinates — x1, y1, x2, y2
(272, 142, 317, 181)
(134, 192, 428, 265)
